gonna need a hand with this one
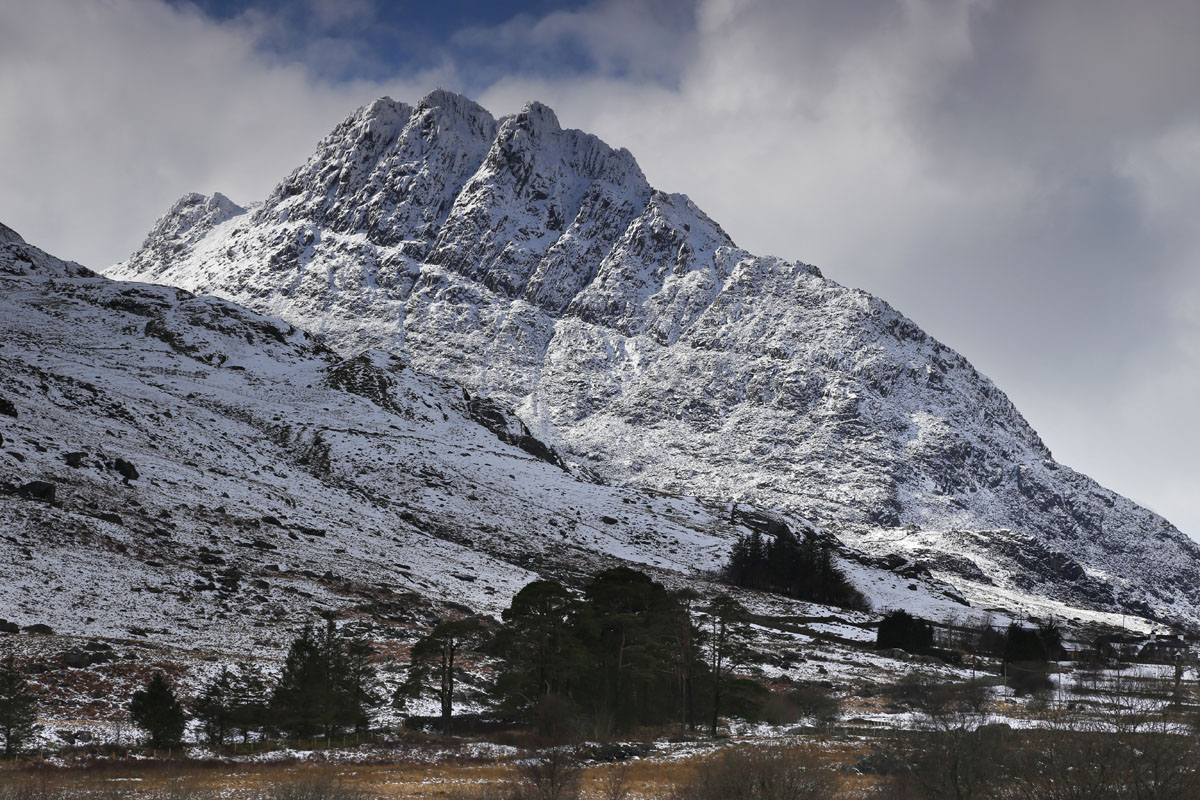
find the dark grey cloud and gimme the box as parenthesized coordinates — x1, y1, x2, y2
(2, 0, 1198, 537)
(450, 0, 698, 88)
(476, 0, 1200, 537)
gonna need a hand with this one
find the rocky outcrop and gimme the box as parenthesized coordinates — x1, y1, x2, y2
(1, 221, 94, 278)
(465, 393, 566, 469)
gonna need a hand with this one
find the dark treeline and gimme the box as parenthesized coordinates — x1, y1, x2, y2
(3, 570, 766, 756)
(402, 567, 761, 739)
(127, 618, 381, 751)
(877, 610, 1067, 695)
(2, 568, 800, 756)
(0, 656, 37, 758)
(929, 616, 1064, 665)
(1, 619, 382, 756)
(724, 527, 869, 611)
(876, 610, 935, 653)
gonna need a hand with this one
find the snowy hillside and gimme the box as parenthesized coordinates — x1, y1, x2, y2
(2, 222, 981, 662)
(108, 90, 1200, 625)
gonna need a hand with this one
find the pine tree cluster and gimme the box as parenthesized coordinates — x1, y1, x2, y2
(724, 528, 869, 610)
(270, 620, 378, 740)
(402, 567, 761, 738)
(127, 620, 378, 750)
(876, 610, 935, 653)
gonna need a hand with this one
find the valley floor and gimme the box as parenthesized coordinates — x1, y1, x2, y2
(0, 734, 922, 799)
(8, 661, 1200, 800)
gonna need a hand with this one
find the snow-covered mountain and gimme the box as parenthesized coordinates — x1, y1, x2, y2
(109, 90, 1200, 625)
(5, 221, 976, 663)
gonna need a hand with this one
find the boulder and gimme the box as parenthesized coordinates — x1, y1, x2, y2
(0, 395, 16, 418)
(17, 480, 55, 502)
(61, 649, 90, 668)
(112, 457, 138, 481)
(64, 451, 87, 467)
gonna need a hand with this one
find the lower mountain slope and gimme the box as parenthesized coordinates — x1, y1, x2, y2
(2, 223, 973, 661)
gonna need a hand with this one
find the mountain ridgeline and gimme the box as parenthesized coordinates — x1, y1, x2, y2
(109, 90, 1200, 624)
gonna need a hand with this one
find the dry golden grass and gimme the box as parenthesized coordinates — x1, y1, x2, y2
(0, 735, 896, 799)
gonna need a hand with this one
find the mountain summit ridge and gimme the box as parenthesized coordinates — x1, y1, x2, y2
(109, 90, 1200, 624)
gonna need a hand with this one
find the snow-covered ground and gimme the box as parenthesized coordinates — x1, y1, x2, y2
(3, 219, 1192, 745)
(0, 222, 972, 735)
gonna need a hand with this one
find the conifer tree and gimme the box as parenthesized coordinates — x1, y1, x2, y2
(1004, 624, 1048, 664)
(228, 663, 270, 744)
(876, 610, 934, 653)
(130, 672, 186, 749)
(272, 619, 379, 740)
(272, 626, 326, 739)
(703, 594, 753, 737)
(0, 656, 38, 759)
(398, 618, 485, 734)
(667, 588, 703, 731)
(489, 571, 705, 735)
(342, 637, 379, 734)
(724, 528, 868, 610)
(579, 567, 685, 732)
(192, 667, 235, 747)
(490, 580, 585, 723)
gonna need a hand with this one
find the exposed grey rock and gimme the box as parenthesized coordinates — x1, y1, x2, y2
(1, 221, 94, 278)
(465, 393, 565, 469)
(17, 480, 55, 502)
(111, 457, 138, 482)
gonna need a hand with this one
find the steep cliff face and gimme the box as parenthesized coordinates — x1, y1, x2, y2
(109, 90, 1200, 623)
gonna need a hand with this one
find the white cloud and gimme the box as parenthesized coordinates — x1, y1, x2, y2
(3, 0, 1199, 537)
(0, 0, 448, 268)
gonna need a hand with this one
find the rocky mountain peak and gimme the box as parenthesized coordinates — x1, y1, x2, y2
(342, 95, 414, 141)
(1, 221, 94, 278)
(109, 92, 1200, 625)
(156, 191, 244, 242)
(510, 100, 562, 136)
(115, 191, 245, 283)
(415, 89, 496, 132)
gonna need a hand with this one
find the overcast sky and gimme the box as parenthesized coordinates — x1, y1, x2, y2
(3, 0, 1198, 539)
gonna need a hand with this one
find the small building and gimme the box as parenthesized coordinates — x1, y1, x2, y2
(1138, 634, 1190, 663)
(1092, 633, 1143, 663)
